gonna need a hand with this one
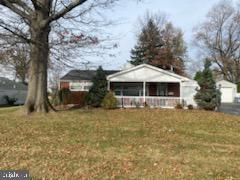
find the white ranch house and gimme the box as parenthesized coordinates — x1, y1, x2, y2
(107, 64, 198, 108)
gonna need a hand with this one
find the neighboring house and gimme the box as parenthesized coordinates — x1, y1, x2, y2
(0, 77, 27, 105)
(216, 80, 237, 103)
(60, 64, 199, 108)
(60, 70, 119, 104)
(60, 70, 119, 91)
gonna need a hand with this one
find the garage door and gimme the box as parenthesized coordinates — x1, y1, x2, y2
(221, 88, 233, 103)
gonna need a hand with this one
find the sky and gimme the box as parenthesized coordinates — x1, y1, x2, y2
(84, 0, 225, 72)
(0, 0, 235, 78)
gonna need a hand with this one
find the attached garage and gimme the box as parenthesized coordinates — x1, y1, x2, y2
(216, 80, 237, 103)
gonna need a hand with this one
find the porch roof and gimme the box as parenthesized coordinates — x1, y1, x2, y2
(107, 64, 189, 83)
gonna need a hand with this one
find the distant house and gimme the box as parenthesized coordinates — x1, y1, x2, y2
(59, 70, 119, 104)
(216, 80, 237, 103)
(0, 77, 27, 105)
(60, 70, 119, 91)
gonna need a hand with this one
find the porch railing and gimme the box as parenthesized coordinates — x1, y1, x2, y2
(115, 96, 182, 108)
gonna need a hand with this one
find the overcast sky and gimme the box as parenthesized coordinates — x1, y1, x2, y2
(83, 0, 230, 72)
(0, 0, 236, 78)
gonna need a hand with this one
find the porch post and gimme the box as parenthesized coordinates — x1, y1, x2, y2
(107, 81, 111, 91)
(180, 81, 183, 105)
(143, 81, 146, 105)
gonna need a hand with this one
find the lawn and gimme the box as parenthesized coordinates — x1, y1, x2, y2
(0, 108, 240, 179)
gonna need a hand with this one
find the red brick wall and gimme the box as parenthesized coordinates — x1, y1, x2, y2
(60, 81, 87, 105)
(60, 82, 69, 89)
(64, 91, 87, 105)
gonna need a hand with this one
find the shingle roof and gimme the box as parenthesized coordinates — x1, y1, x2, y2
(60, 70, 119, 81)
(0, 77, 27, 90)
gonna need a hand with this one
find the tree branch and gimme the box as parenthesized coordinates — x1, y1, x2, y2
(0, 0, 31, 20)
(47, 0, 88, 24)
(0, 20, 31, 44)
(30, 0, 40, 10)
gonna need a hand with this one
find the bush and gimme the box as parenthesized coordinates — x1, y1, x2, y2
(144, 102, 150, 108)
(86, 66, 107, 107)
(58, 88, 70, 105)
(175, 103, 183, 109)
(101, 91, 118, 109)
(194, 60, 221, 111)
(3, 95, 17, 106)
(51, 95, 61, 106)
(187, 104, 194, 110)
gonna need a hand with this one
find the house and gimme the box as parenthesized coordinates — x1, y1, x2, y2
(107, 64, 199, 108)
(60, 64, 199, 108)
(216, 80, 237, 103)
(0, 77, 27, 105)
(60, 64, 239, 108)
(59, 69, 119, 104)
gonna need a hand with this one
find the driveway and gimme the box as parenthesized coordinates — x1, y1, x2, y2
(218, 103, 240, 116)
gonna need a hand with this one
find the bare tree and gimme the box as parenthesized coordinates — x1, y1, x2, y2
(0, 0, 120, 114)
(194, 0, 240, 83)
(0, 44, 29, 83)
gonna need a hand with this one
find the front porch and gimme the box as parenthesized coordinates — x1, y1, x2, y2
(109, 82, 182, 108)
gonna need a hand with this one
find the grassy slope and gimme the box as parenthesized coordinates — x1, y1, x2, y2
(0, 108, 240, 179)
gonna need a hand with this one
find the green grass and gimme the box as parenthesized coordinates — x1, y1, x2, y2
(0, 108, 240, 179)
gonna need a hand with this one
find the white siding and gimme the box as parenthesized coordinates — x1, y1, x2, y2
(108, 64, 199, 107)
(109, 66, 181, 83)
(181, 80, 199, 107)
(216, 80, 237, 103)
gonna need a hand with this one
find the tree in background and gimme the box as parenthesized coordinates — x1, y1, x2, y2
(0, 0, 119, 114)
(130, 13, 187, 75)
(86, 66, 107, 107)
(194, 0, 240, 84)
(0, 44, 29, 84)
(130, 18, 162, 65)
(194, 59, 221, 111)
(194, 71, 202, 82)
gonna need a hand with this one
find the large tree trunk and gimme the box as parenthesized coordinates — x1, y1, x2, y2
(24, 25, 51, 114)
(23, 0, 52, 114)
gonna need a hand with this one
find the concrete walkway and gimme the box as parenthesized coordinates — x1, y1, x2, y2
(218, 103, 240, 116)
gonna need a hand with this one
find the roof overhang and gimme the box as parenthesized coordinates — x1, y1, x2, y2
(107, 64, 190, 83)
(216, 80, 237, 88)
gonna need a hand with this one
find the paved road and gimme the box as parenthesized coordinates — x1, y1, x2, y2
(218, 103, 240, 116)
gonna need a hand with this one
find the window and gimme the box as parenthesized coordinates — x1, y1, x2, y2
(113, 83, 143, 96)
(69, 81, 93, 92)
(114, 89, 122, 96)
(122, 87, 142, 96)
(70, 83, 83, 91)
(158, 83, 168, 96)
